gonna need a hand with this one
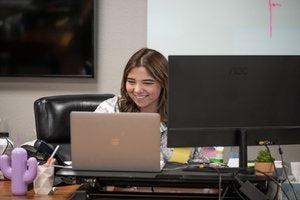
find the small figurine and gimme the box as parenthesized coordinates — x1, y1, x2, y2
(0, 147, 37, 195)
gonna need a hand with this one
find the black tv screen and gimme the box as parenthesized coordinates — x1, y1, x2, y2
(0, 0, 94, 78)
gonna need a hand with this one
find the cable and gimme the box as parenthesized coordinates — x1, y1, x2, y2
(264, 144, 279, 177)
(263, 143, 297, 200)
(263, 142, 300, 200)
(186, 164, 222, 200)
(187, 164, 222, 200)
(255, 169, 291, 200)
(221, 186, 229, 199)
(1, 137, 13, 155)
(272, 181, 280, 200)
(233, 183, 246, 200)
(263, 144, 286, 199)
(211, 167, 222, 200)
(278, 145, 298, 200)
(6, 137, 13, 148)
(1, 140, 8, 155)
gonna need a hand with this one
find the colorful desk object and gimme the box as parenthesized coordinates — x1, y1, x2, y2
(0, 147, 37, 195)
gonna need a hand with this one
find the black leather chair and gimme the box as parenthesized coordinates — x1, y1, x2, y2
(34, 94, 114, 161)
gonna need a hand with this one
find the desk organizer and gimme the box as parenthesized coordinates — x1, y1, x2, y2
(0, 147, 37, 195)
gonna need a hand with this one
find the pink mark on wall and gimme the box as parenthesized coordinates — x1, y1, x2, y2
(269, 0, 282, 38)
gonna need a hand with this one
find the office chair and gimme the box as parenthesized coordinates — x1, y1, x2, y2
(34, 94, 114, 161)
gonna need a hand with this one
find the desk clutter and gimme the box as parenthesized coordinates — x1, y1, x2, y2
(1, 138, 300, 200)
(0, 139, 68, 196)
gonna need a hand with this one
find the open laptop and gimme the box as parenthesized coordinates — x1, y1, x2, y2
(70, 112, 162, 172)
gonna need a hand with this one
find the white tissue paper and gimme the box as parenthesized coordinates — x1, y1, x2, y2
(291, 162, 300, 182)
(33, 164, 54, 195)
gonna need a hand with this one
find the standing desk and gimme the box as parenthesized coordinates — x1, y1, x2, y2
(57, 167, 269, 199)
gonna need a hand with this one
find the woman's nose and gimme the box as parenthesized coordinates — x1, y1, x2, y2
(134, 84, 143, 93)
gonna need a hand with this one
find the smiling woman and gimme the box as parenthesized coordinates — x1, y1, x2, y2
(119, 48, 168, 122)
(94, 47, 168, 122)
(125, 67, 162, 113)
(94, 47, 209, 164)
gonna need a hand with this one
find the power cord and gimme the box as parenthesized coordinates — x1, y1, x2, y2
(278, 145, 298, 200)
(255, 169, 291, 200)
(263, 144, 278, 177)
(233, 171, 268, 200)
(262, 142, 298, 200)
(0, 134, 14, 155)
(209, 166, 222, 200)
(188, 164, 222, 200)
(233, 183, 247, 200)
(272, 180, 280, 200)
(1, 140, 8, 155)
(263, 144, 281, 200)
(262, 144, 283, 200)
(221, 186, 229, 199)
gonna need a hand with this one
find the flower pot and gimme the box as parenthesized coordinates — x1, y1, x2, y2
(254, 162, 274, 176)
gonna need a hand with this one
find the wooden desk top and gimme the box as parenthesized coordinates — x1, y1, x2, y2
(0, 180, 79, 200)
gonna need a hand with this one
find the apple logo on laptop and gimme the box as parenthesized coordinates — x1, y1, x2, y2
(111, 137, 120, 146)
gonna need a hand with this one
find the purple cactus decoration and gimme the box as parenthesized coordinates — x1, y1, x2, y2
(0, 147, 37, 195)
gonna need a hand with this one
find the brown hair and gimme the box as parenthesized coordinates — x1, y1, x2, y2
(118, 48, 168, 123)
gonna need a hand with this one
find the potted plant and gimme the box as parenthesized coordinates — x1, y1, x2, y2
(254, 149, 275, 176)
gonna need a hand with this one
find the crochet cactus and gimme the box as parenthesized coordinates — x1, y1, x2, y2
(0, 147, 37, 195)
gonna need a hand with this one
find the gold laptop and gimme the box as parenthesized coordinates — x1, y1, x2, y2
(70, 112, 161, 172)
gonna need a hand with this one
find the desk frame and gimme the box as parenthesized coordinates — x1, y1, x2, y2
(58, 168, 269, 199)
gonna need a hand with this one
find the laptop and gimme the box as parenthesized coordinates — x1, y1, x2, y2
(70, 112, 162, 172)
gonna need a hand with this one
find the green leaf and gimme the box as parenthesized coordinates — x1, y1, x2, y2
(255, 149, 274, 162)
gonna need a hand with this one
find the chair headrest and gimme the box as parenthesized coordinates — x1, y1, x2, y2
(34, 94, 114, 143)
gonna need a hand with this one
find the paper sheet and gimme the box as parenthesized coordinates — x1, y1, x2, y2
(169, 148, 191, 164)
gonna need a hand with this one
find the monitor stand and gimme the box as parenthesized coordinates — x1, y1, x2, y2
(238, 129, 254, 174)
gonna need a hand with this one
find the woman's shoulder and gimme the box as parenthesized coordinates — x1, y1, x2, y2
(94, 95, 120, 113)
(160, 122, 167, 133)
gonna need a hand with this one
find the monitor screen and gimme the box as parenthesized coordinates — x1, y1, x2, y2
(168, 55, 300, 148)
(0, 0, 94, 78)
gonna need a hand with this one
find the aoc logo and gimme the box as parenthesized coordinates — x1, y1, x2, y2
(230, 66, 248, 75)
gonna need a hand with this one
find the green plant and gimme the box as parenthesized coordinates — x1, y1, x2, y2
(255, 149, 274, 162)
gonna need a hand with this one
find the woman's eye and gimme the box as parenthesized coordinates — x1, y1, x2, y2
(143, 82, 154, 85)
(127, 80, 135, 84)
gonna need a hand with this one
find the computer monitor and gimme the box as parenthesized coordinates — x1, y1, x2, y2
(168, 55, 300, 168)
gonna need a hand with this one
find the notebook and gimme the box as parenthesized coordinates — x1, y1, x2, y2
(70, 112, 162, 172)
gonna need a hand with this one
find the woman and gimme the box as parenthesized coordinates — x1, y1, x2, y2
(95, 48, 208, 163)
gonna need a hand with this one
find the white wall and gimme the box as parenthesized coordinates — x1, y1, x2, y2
(148, 0, 300, 56)
(0, 0, 147, 145)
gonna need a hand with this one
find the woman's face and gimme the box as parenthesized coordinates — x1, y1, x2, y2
(125, 66, 161, 113)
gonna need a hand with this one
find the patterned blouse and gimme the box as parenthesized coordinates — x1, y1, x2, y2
(94, 96, 209, 163)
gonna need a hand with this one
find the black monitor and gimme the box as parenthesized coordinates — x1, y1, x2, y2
(168, 55, 300, 168)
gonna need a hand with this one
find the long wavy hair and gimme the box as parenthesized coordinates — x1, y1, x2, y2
(118, 48, 168, 123)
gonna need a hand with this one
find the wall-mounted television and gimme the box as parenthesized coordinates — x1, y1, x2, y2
(0, 0, 94, 78)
